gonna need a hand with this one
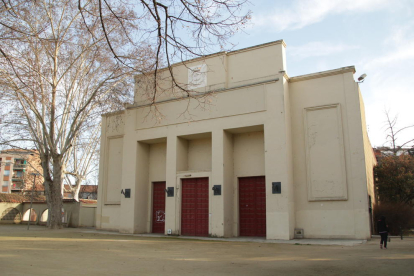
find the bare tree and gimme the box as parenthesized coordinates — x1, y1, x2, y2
(82, 0, 251, 104)
(0, 0, 141, 228)
(384, 110, 414, 156)
(64, 124, 101, 201)
(0, 0, 250, 229)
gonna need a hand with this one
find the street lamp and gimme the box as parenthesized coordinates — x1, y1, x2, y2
(357, 73, 367, 83)
(27, 172, 40, 230)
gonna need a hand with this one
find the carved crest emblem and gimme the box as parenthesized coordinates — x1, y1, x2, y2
(188, 64, 207, 89)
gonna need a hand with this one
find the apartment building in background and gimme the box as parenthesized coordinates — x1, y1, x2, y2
(0, 149, 43, 194)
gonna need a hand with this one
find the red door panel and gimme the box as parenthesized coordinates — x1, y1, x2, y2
(181, 178, 209, 237)
(239, 176, 266, 237)
(152, 182, 166, 233)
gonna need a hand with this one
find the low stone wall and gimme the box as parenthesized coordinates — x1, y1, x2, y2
(79, 203, 96, 227)
(0, 201, 96, 228)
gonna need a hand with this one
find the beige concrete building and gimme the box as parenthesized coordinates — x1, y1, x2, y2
(97, 40, 376, 240)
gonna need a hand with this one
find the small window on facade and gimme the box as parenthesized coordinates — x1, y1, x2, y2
(2, 181, 9, 187)
(4, 170, 10, 176)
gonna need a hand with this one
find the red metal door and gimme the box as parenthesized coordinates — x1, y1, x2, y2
(152, 182, 166, 234)
(181, 178, 209, 237)
(239, 176, 266, 237)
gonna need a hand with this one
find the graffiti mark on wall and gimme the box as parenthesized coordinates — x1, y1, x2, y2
(156, 210, 165, 222)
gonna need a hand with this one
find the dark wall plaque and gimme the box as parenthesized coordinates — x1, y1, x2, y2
(272, 182, 281, 194)
(212, 185, 221, 196)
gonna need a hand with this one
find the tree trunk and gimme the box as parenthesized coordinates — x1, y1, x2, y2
(44, 179, 52, 227)
(45, 155, 64, 229)
(40, 154, 52, 227)
(73, 179, 82, 202)
(48, 182, 63, 229)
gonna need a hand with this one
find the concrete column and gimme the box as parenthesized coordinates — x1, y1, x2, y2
(96, 116, 107, 230)
(264, 75, 295, 240)
(223, 130, 234, 237)
(211, 129, 224, 237)
(165, 133, 179, 235)
(118, 109, 151, 234)
(119, 114, 138, 233)
(210, 129, 234, 237)
(133, 142, 150, 233)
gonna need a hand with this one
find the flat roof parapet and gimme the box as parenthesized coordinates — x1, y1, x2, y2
(289, 66, 356, 83)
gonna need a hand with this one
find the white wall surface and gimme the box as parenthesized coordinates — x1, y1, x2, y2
(149, 143, 167, 181)
(290, 70, 371, 239)
(188, 138, 212, 171)
(233, 131, 265, 177)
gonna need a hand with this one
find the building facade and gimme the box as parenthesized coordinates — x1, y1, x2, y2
(0, 149, 42, 194)
(97, 40, 376, 240)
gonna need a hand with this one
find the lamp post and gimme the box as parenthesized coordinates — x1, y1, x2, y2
(27, 172, 40, 230)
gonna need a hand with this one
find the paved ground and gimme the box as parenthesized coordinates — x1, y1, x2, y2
(86, 230, 368, 246)
(1, 225, 413, 276)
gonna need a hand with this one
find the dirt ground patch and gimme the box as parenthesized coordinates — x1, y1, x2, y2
(1, 225, 413, 276)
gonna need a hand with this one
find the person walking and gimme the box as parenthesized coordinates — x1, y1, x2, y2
(377, 216, 388, 249)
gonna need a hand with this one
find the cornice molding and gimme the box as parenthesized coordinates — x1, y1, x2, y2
(289, 66, 356, 83)
(125, 78, 279, 111)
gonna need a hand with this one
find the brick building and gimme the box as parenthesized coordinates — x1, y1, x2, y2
(0, 149, 43, 194)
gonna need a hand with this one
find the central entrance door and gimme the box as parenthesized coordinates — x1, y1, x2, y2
(152, 181, 166, 234)
(239, 176, 266, 237)
(181, 177, 209, 237)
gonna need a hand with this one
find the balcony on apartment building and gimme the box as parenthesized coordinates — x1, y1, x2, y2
(12, 172, 24, 180)
(11, 182, 24, 191)
(13, 159, 27, 169)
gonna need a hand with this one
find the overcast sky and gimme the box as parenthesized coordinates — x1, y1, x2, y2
(228, 0, 414, 148)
